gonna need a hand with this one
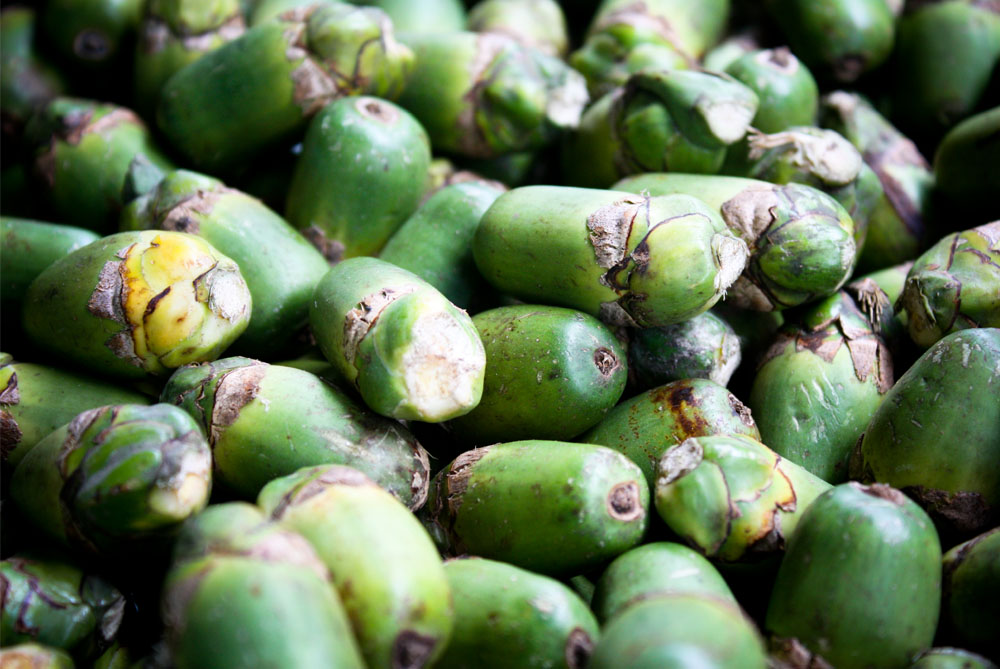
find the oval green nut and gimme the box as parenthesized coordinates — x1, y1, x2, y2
(421, 441, 648, 575)
(161, 357, 431, 508)
(436, 557, 599, 669)
(766, 482, 942, 669)
(933, 106, 1000, 222)
(724, 47, 819, 133)
(474, 186, 748, 327)
(580, 378, 760, 489)
(285, 96, 431, 262)
(258, 465, 453, 669)
(41, 0, 142, 70)
(447, 305, 627, 445)
(627, 310, 742, 390)
(1, 218, 100, 304)
(310, 257, 485, 422)
(592, 542, 735, 623)
(940, 528, 1000, 657)
(23, 230, 252, 379)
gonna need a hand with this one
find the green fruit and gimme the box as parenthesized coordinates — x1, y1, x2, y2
(940, 528, 1000, 657)
(724, 47, 819, 133)
(1, 218, 100, 305)
(627, 310, 741, 389)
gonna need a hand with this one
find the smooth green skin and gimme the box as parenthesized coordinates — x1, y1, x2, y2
(28, 99, 174, 233)
(1, 218, 100, 302)
(592, 542, 735, 623)
(161, 357, 430, 508)
(654, 435, 832, 562)
(0, 644, 75, 668)
(628, 310, 741, 389)
(310, 257, 485, 422)
(285, 96, 431, 261)
(356, 0, 466, 33)
(447, 305, 627, 445)
(766, 483, 942, 669)
(857, 329, 1000, 532)
(164, 555, 364, 669)
(0, 8, 65, 127)
(724, 48, 818, 133)
(899, 224, 1000, 348)
(379, 181, 504, 309)
(613, 174, 856, 310)
(891, 2, 1000, 140)
(42, 0, 142, 68)
(474, 186, 745, 326)
(767, 0, 894, 82)
(0, 556, 123, 657)
(589, 0, 728, 58)
(933, 107, 1000, 206)
(580, 378, 760, 489)
(560, 91, 626, 188)
(22, 231, 251, 380)
(589, 594, 767, 669)
(121, 169, 329, 354)
(150, 0, 240, 33)
(702, 33, 759, 72)
(258, 466, 453, 669)
(422, 441, 649, 576)
(169, 501, 270, 564)
(436, 557, 599, 669)
(911, 648, 998, 669)
(0, 360, 150, 469)
(10, 404, 211, 553)
(941, 529, 1000, 656)
(467, 0, 568, 57)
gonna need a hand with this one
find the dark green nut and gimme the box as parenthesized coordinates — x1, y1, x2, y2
(627, 310, 741, 390)
(940, 528, 1000, 658)
(0, 8, 66, 137)
(447, 305, 627, 445)
(724, 47, 819, 133)
(421, 441, 648, 576)
(42, 0, 142, 70)
(933, 107, 1000, 222)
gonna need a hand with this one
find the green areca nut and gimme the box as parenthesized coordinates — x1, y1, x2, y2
(41, 0, 142, 70)
(310, 257, 485, 422)
(614, 173, 856, 310)
(940, 528, 1000, 656)
(1, 218, 100, 304)
(627, 311, 742, 389)
(0, 8, 66, 136)
(357, 0, 466, 34)
(23, 230, 252, 379)
(467, 0, 568, 57)
(447, 305, 628, 445)
(10, 403, 212, 553)
(436, 557, 599, 669)
(474, 186, 748, 327)
(934, 107, 1000, 219)
(258, 465, 453, 669)
(285, 96, 431, 262)
(120, 168, 328, 354)
(723, 47, 818, 133)
(0, 644, 76, 668)
(161, 357, 431, 507)
(422, 441, 648, 575)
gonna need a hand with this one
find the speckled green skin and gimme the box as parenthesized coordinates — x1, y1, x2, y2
(447, 305, 627, 444)
(589, 594, 767, 669)
(890, 1, 1000, 142)
(310, 257, 485, 422)
(933, 107, 1000, 219)
(258, 465, 453, 669)
(899, 223, 1000, 348)
(614, 174, 856, 311)
(41, 0, 142, 70)
(724, 48, 818, 133)
(0, 555, 123, 659)
(750, 291, 892, 483)
(1, 218, 99, 302)
(766, 483, 942, 669)
(766, 0, 895, 83)
(474, 186, 748, 327)
(0, 644, 75, 668)
(285, 96, 431, 261)
(592, 542, 735, 623)
(911, 648, 999, 669)
(0, 359, 150, 469)
(628, 309, 741, 389)
(121, 169, 329, 354)
(856, 328, 1000, 535)
(940, 528, 1000, 657)
(10, 404, 211, 554)
(26, 99, 174, 233)
(580, 378, 760, 488)
(0, 8, 66, 134)
(436, 557, 599, 669)
(379, 181, 504, 310)
(161, 357, 430, 508)
(422, 441, 648, 576)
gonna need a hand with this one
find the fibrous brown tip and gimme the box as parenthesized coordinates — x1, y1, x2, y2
(903, 485, 993, 536)
(392, 630, 437, 669)
(593, 347, 619, 377)
(565, 627, 594, 669)
(606, 480, 644, 522)
(358, 97, 399, 123)
(1, 410, 23, 459)
(728, 393, 756, 428)
(852, 481, 907, 505)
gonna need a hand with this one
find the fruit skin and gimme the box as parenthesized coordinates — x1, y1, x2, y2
(435, 557, 599, 669)
(0, 357, 150, 470)
(588, 593, 767, 669)
(258, 465, 453, 669)
(580, 378, 760, 488)
(627, 310, 742, 390)
(724, 47, 819, 133)
(473, 186, 748, 327)
(421, 441, 648, 576)
(161, 357, 431, 508)
(1, 218, 99, 304)
(467, 0, 568, 57)
(41, 0, 143, 74)
(285, 96, 431, 262)
(120, 168, 329, 355)
(22, 230, 252, 379)
(447, 305, 627, 445)
(591, 542, 735, 623)
(766, 482, 942, 669)
(310, 257, 485, 422)
(898, 222, 1000, 348)
(910, 647, 999, 669)
(0, 643, 76, 668)
(933, 107, 1000, 222)
(0, 8, 66, 139)
(939, 528, 1000, 658)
